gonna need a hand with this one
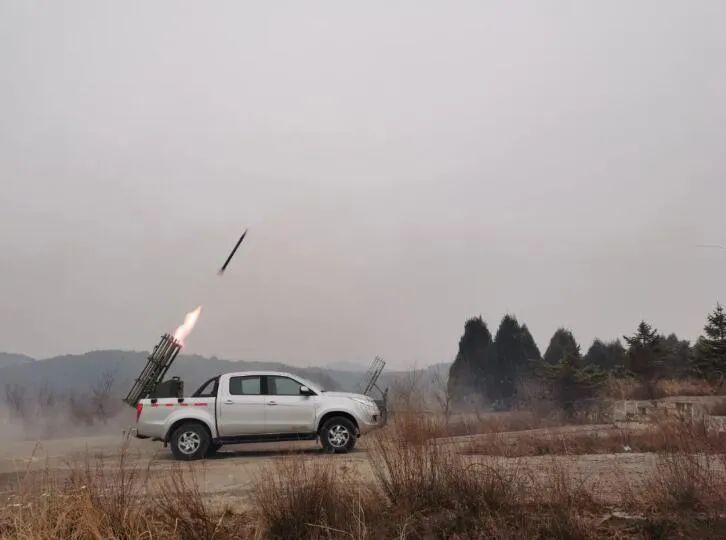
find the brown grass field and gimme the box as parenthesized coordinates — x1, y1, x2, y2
(3, 395, 726, 538)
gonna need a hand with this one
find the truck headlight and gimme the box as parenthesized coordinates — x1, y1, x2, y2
(351, 397, 377, 412)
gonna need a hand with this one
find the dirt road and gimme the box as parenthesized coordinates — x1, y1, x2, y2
(0, 428, 658, 509)
(0, 434, 368, 509)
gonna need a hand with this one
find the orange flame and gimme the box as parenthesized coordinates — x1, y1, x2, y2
(174, 306, 202, 345)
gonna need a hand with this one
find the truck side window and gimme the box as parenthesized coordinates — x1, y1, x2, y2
(193, 377, 219, 397)
(267, 376, 303, 396)
(229, 376, 261, 396)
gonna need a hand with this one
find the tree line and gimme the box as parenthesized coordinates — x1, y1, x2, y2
(447, 303, 726, 413)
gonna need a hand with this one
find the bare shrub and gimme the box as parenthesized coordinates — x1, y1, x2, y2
(387, 367, 425, 412)
(0, 439, 252, 539)
(430, 364, 453, 420)
(90, 369, 123, 424)
(384, 412, 448, 443)
(526, 459, 598, 539)
(368, 431, 523, 515)
(600, 375, 645, 399)
(365, 431, 608, 538)
(384, 406, 569, 446)
(254, 457, 369, 539)
(449, 408, 566, 436)
(466, 417, 726, 457)
(654, 378, 714, 397)
(708, 398, 726, 416)
(4, 384, 27, 422)
(157, 465, 249, 540)
(640, 452, 726, 514)
(601, 376, 716, 400)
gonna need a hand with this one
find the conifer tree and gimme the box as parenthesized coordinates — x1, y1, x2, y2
(544, 328, 579, 365)
(448, 317, 492, 402)
(520, 324, 542, 362)
(692, 303, 726, 384)
(584, 339, 626, 372)
(624, 321, 665, 396)
(542, 345, 605, 418)
(661, 333, 691, 377)
(488, 315, 525, 403)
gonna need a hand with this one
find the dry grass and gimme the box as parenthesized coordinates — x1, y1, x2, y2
(368, 432, 523, 515)
(465, 417, 726, 457)
(0, 441, 252, 540)
(5, 416, 726, 538)
(707, 398, 726, 416)
(643, 453, 723, 512)
(654, 378, 715, 398)
(385, 407, 568, 444)
(254, 457, 370, 539)
(601, 377, 716, 400)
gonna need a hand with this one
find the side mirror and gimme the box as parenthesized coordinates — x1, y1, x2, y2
(300, 386, 315, 396)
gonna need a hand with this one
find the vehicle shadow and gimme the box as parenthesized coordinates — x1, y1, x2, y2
(208, 448, 323, 459)
(153, 445, 366, 461)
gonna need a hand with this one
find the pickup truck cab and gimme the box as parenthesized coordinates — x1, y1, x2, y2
(135, 371, 383, 460)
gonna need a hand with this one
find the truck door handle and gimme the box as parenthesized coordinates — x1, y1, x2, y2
(267, 401, 278, 406)
(224, 400, 234, 405)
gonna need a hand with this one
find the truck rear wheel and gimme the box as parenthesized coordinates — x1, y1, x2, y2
(170, 422, 210, 461)
(320, 417, 357, 453)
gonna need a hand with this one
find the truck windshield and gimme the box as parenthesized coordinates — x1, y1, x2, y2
(295, 375, 323, 393)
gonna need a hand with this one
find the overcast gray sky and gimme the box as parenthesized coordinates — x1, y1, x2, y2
(1, 1, 725, 368)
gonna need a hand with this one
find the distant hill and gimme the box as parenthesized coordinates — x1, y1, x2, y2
(323, 360, 369, 372)
(0, 353, 34, 369)
(0, 350, 367, 398)
(0, 349, 448, 401)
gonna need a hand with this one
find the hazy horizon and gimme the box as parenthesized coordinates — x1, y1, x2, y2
(2, 2, 725, 368)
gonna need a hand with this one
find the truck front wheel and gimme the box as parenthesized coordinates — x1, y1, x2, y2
(320, 417, 357, 453)
(170, 422, 210, 461)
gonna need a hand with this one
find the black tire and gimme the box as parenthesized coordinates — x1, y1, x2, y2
(170, 422, 210, 461)
(320, 417, 357, 453)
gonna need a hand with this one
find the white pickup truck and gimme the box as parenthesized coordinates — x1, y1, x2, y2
(135, 371, 383, 460)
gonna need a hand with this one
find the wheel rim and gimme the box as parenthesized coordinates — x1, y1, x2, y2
(327, 424, 350, 448)
(178, 431, 201, 455)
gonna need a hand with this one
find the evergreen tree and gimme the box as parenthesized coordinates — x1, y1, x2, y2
(661, 333, 691, 377)
(520, 324, 542, 362)
(488, 315, 526, 403)
(624, 321, 665, 395)
(544, 328, 580, 365)
(448, 317, 492, 401)
(584, 339, 626, 372)
(542, 346, 605, 418)
(692, 303, 726, 383)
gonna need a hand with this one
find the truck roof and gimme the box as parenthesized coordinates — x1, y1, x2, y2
(219, 370, 306, 378)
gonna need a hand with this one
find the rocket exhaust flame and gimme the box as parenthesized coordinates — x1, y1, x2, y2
(174, 305, 202, 345)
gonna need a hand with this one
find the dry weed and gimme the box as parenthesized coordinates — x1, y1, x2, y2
(0, 442, 252, 540)
(254, 457, 370, 539)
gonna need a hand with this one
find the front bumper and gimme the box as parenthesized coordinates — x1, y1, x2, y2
(358, 402, 387, 435)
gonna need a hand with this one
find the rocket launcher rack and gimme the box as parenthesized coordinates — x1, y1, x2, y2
(123, 333, 182, 407)
(360, 356, 388, 424)
(361, 356, 386, 399)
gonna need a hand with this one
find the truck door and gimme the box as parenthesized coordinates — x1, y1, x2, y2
(263, 375, 317, 434)
(217, 375, 267, 436)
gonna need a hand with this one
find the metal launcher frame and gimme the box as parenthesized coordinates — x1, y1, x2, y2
(361, 356, 386, 399)
(360, 356, 388, 424)
(123, 334, 182, 407)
